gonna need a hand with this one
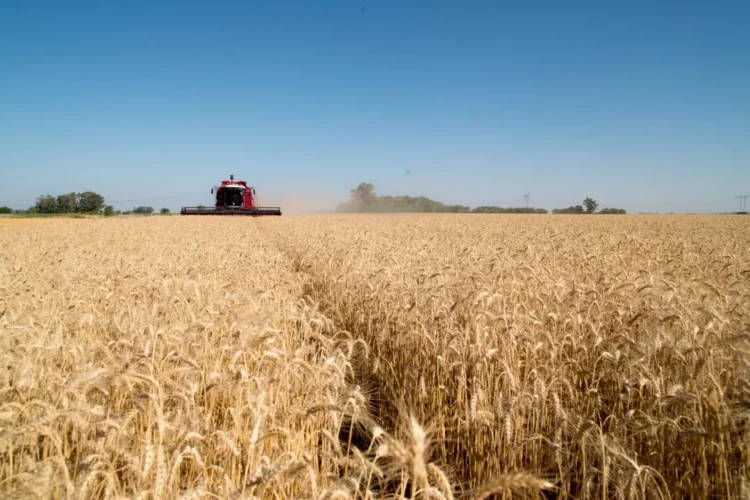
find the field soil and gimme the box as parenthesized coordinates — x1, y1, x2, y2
(1, 215, 749, 499)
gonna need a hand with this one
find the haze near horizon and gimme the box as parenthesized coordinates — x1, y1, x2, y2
(1, 1, 749, 214)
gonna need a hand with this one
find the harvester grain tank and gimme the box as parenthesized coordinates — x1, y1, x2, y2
(181, 175, 282, 216)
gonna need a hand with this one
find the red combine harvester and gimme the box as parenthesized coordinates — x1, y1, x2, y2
(181, 175, 282, 216)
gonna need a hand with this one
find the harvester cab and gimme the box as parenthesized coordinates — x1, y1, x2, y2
(181, 174, 282, 216)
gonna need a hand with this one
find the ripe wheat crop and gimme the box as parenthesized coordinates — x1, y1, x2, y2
(1, 214, 749, 499)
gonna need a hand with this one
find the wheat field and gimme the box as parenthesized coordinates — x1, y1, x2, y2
(1, 214, 748, 499)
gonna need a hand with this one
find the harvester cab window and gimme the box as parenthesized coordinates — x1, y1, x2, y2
(224, 188, 243, 207)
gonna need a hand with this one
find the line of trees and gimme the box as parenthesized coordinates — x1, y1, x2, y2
(335, 183, 553, 214)
(472, 206, 548, 214)
(336, 184, 628, 215)
(9, 192, 174, 216)
(31, 191, 106, 214)
(111, 207, 172, 215)
(336, 183, 472, 213)
(552, 197, 626, 214)
(128, 207, 171, 214)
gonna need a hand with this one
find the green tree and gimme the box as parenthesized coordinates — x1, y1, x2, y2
(335, 183, 470, 213)
(351, 182, 376, 207)
(104, 205, 114, 216)
(77, 191, 106, 213)
(552, 205, 585, 214)
(583, 197, 598, 214)
(133, 206, 154, 214)
(57, 192, 78, 213)
(0, 206, 12, 214)
(160, 207, 170, 215)
(35, 195, 58, 213)
(599, 207, 626, 214)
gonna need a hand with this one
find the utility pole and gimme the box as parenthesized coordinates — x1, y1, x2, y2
(737, 195, 749, 213)
(524, 193, 530, 208)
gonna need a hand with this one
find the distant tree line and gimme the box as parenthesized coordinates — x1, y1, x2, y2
(336, 183, 552, 214)
(336, 183, 472, 213)
(552, 197, 626, 214)
(120, 207, 170, 215)
(338, 184, 635, 215)
(29, 191, 107, 214)
(472, 206, 548, 214)
(8, 192, 173, 217)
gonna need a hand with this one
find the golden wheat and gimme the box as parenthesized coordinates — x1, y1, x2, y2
(2, 214, 749, 499)
(260, 213, 750, 499)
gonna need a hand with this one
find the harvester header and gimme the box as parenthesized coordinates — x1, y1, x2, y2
(181, 174, 282, 216)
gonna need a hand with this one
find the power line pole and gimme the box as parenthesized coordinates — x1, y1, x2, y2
(737, 195, 749, 213)
(524, 193, 530, 208)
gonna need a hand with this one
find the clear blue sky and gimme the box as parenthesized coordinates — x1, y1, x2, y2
(1, 1, 749, 213)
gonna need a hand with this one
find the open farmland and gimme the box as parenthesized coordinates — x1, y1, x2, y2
(1, 214, 749, 499)
(0, 218, 58, 228)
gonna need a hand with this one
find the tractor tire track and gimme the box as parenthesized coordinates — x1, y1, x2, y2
(253, 219, 414, 488)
